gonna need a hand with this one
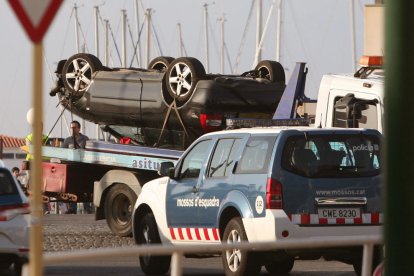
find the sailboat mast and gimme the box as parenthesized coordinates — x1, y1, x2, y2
(146, 9, 152, 67)
(74, 4, 80, 53)
(177, 23, 184, 57)
(121, 9, 127, 67)
(256, 0, 262, 62)
(204, 3, 210, 73)
(94, 6, 99, 59)
(276, 0, 282, 62)
(219, 14, 226, 74)
(134, 0, 142, 67)
(349, 0, 357, 71)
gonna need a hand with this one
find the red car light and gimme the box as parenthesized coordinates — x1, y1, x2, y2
(0, 203, 30, 221)
(200, 114, 223, 133)
(266, 178, 283, 209)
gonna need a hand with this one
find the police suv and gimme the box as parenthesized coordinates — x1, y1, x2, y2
(132, 123, 383, 275)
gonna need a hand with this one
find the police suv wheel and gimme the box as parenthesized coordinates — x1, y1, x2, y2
(137, 213, 171, 275)
(264, 256, 294, 274)
(222, 217, 261, 276)
(104, 184, 137, 237)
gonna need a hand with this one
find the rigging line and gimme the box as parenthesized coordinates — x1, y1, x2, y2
(109, 22, 122, 65)
(224, 44, 234, 73)
(77, 18, 90, 53)
(129, 20, 146, 68)
(59, 7, 74, 58)
(233, 0, 255, 73)
(151, 19, 163, 57)
(126, 17, 140, 67)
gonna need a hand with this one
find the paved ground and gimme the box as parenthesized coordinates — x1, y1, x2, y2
(43, 214, 135, 252)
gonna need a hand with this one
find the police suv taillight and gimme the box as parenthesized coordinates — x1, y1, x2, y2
(200, 114, 223, 133)
(266, 178, 283, 209)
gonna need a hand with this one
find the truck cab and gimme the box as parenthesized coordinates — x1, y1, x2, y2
(314, 56, 384, 133)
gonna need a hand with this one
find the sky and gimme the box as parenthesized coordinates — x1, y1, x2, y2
(0, 0, 374, 138)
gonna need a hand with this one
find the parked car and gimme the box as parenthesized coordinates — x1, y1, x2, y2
(0, 161, 30, 275)
(50, 53, 287, 149)
(131, 124, 383, 275)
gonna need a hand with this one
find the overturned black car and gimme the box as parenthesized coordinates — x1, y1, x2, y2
(51, 53, 287, 149)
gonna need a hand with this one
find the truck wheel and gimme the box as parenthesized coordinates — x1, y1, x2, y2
(148, 56, 174, 71)
(165, 57, 206, 103)
(222, 217, 261, 276)
(62, 53, 102, 98)
(137, 213, 171, 275)
(264, 255, 294, 274)
(104, 184, 137, 237)
(254, 60, 285, 83)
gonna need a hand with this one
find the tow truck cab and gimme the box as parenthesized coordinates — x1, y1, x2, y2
(314, 56, 384, 133)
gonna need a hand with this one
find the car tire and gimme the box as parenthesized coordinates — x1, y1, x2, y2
(264, 255, 295, 274)
(254, 60, 285, 83)
(62, 53, 103, 97)
(165, 57, 206, 103)
(148, 56, 175, 71)
(222, 217, 262, 276)
(137, 213, 171, 275)
(104, 184, 137, 237)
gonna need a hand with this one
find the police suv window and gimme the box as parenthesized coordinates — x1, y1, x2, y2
(281, 134, 381, 178)
(208, 138, 242, 178)
(179, 139, 211, 179)
(235, 136, 276, 174)
(0, 170, 18, 195)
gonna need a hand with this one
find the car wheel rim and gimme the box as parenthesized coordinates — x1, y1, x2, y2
(225, 229, 242, 272)
(168, 62, 192, 99)
(65, 58, 93, 92)
(111, 194, 131, 226)
(258, 66, 271, 80)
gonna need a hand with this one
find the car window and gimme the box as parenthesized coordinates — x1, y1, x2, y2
(235, 136, 276, 174)
(0, 171, 18, 195)
(282, 134, 381, 177)
(179, 139, 211, 179)
(208, 138, 242, 178)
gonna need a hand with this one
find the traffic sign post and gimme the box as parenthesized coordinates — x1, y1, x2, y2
(7, 1, 63, 275)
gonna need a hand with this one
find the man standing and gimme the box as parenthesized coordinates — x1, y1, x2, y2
(62, 120, 89, 214)
(62, 120, 89, 149)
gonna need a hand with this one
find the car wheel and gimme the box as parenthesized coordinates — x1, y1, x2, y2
(255, 60, 285, 83)
(104, 184, 137, 237)
(166, 57, 206, 103)
(264, 256, 295, 274)
(222, 217, 262, 276)
(62, 53, 102, 97)
(148, 56, 174, 71)
(137, 212, 171, 275)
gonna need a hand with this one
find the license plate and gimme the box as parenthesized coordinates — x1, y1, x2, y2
(318, 208, 361, 219)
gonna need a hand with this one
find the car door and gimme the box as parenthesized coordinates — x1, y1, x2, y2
(197, 136, 245, 228)
(166, 139, 213, 227)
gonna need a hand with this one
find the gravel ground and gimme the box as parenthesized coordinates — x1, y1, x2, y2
(43, 214, 135, 252)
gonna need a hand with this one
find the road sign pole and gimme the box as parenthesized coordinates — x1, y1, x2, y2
(29, 42, 44, 276)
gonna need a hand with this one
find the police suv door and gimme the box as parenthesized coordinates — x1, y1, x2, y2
(166, 139, 213, 227)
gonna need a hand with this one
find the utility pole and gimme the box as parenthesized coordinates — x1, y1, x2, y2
(204, 3, 210, 73)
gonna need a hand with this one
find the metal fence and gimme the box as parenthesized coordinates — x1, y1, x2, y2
(23, 234, 383, 276)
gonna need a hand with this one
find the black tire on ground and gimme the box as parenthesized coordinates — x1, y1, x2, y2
(62, 53, 103, 97)
(165, 57, 206, 103)
(264, 255, 295, 275)
(148, 56, 175, 71)
(13, 259, 25, 276)
(254, 60, 285, 83)
(222, 217, 262, 276)
(137, 213, 171, 275)
(104, 184, 137, 237)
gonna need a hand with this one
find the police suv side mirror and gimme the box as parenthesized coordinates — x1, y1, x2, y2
(158, 162, 175, 177)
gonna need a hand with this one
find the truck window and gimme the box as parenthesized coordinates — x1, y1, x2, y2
(333, 95, 378, 129)
(281, 134, 381, 178)
(179, 139, 211, 179)
(208, 138, 242, 178)
(235, 136, 276, 174)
